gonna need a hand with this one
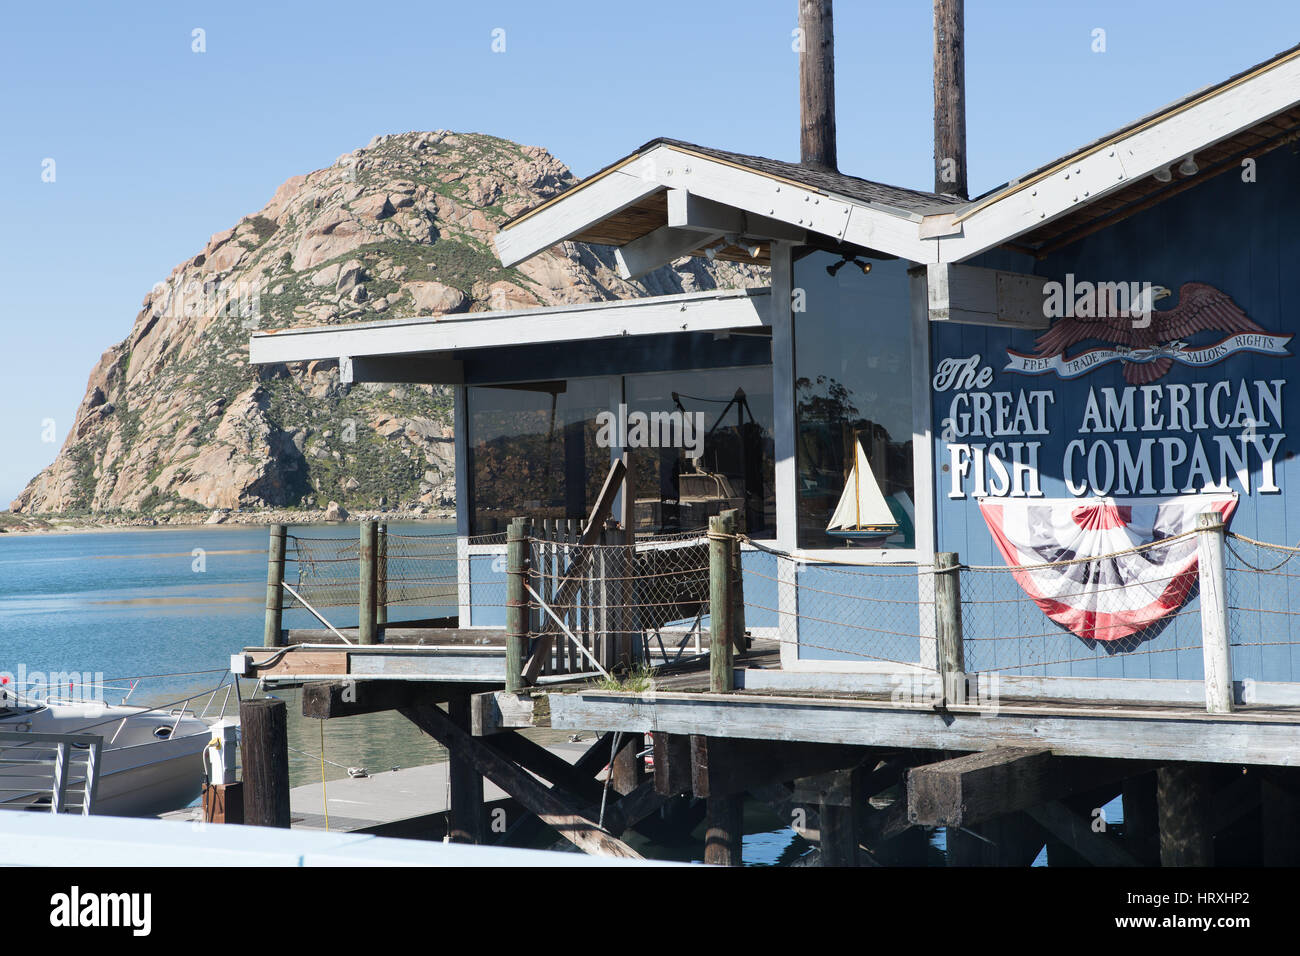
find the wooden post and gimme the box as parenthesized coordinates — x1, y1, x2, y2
(447, 696, 484, 843)
(798, 0, 837, 170)
(1157, 763, 1217, 866)
(611, 733, 646, 796)
(704, 795, 743, 866)
(505, 517, 529, 693)
(1196, 512, 1233, 714)
(263, 524, 286, 647)
(359, 519, 378, 646)
(808, 768, 861, 867)
(240, 698, 290, 828)
(934, 552, 965, 705)
(376, 522, 388, 630)
(709, 511, 736, 693)
(933, 0, 968, 199)
(725, 508, 747, 653)
(1121, 771, 1161, 866)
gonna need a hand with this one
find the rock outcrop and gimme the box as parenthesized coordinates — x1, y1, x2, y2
(11, 131, 766, 518)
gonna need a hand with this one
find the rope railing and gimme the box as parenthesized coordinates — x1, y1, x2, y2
(256, 517, 1300, 709)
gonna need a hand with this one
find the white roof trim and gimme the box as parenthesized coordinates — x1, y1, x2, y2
(493, 51, 1300, 268)
(938, 47, 1300, 261)
(248, 288, 771, 365)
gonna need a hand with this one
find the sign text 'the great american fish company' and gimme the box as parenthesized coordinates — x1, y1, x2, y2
(935, 355, 1286, 500)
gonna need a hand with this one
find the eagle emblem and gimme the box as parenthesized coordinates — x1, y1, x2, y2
(1031, 281, 1266, 384)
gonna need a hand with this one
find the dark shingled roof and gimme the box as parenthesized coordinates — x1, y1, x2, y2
(501, 136, 967, 232)
(640, 137, 968, 215)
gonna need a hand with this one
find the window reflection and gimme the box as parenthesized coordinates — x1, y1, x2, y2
(625, 367, 775, 536)
(467, 380, 610, 535)
(794, 251, 915, 549)
(467, 367, 776, 538)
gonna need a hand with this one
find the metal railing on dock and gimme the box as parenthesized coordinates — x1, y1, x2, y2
(0, 731, 102, 814)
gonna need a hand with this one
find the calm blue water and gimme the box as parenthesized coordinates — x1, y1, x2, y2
(1, 522, 1112, 864)
(0, 521, 456, 702)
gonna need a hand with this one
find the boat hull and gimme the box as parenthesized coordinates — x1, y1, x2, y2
(0, 701, 209, 817)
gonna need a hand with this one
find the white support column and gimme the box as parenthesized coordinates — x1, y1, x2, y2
(910, 266, 938, 669)
(769, 241, 799, 669)
(771, 242, 796, 552)
(455, 385, 472, 625)
(1196, 512, 1234, 714)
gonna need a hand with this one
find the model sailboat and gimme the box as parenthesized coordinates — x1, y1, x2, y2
(826, 439, 898, 542)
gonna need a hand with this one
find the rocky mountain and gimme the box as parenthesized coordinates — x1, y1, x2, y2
(10, 131, 765, 522)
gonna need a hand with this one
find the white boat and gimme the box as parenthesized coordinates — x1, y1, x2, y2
(826, 437, 899, 543)
(0, 688, 210, 817)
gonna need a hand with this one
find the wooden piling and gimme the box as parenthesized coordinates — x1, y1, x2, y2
(934, 552, 965, 704)
(359, 519, 378, 646)
(709, 511, 735, 693)
(1195, 512, 1233, 714)
(447, 696, 485, 843)
(240, 698, 291, 828)
(704, 795, 743, 866)
(505, 517, 529, 693)
(263, 524, 286, 648)
(1157, 763, 1216, 866)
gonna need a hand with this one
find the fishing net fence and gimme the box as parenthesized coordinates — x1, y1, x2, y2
(1224, 533, 1300, 686)
(526, 527, 711, 675)
(271, 522, 1300, 684)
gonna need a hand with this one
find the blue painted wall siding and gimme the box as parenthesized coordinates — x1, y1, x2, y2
(934, 149, 1300, 681)
(794, 563, 922, 664)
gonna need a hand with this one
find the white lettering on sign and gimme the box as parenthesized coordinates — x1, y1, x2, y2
(943, 376, 1287, 499)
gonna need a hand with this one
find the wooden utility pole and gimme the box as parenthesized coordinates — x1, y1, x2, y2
(240, 698, 291, 828)
(798, 0, 837, 170)
(933, 0, 968, 198)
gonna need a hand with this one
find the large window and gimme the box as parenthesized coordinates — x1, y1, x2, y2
(466, 379, 610, 535)
(794, 251, 915, 549)
(625, 367, 775, 537)
(467, 368, 775, 537)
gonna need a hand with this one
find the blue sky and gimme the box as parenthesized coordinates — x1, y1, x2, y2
(2, 0, 1298, 505)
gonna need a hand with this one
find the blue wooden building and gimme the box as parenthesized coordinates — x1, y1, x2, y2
(251, 44, 1300, 710)
(238, 8, 1300, 867)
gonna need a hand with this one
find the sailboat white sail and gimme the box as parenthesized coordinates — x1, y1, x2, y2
(827, 440, 897, 535)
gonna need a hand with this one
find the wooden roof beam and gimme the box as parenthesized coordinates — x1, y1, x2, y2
(494, 154, 663, 267)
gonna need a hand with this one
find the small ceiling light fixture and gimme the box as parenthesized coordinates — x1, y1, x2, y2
(1178, 154, 1199, 176)
(705, 235, 740, 261)
(827, 254, 872, 277)
(1153, 166, 1173, 183)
